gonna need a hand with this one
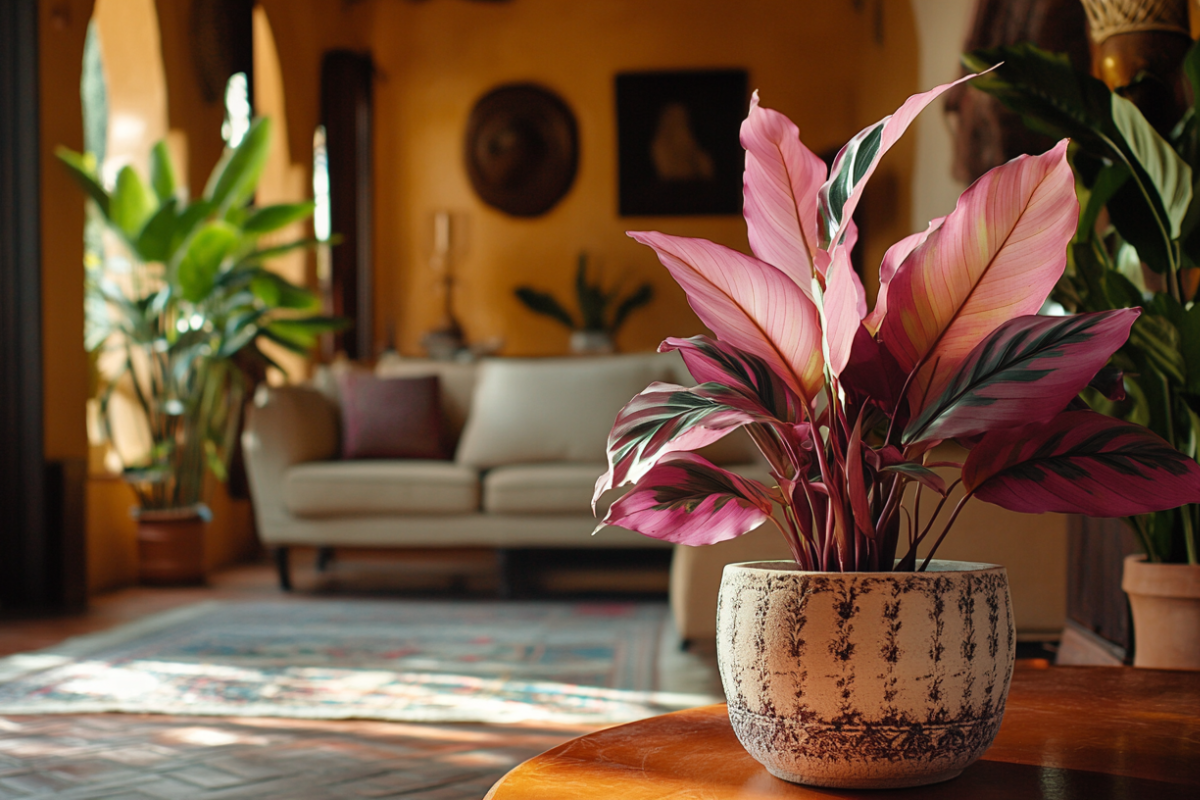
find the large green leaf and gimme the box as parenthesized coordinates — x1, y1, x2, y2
(1110, 93, 1192, 238)
(204, 117, 271, 213)
(266, 316, 346, 349)
(237, 237, 326, 267)
(249, 271, 320, 310)
(109, 165, 156, 239)
(149, 141, 177, 204)
(243, 202, 315, 235)
(55, 148, 110, 217)
(167, 200, 215, 261)
(1128, 313, 1186, 386)
(176, 221, 238, 303)
(134, 198, 178, 263)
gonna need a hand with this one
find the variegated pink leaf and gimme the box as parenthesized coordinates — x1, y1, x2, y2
(879, 140, 1078, 408)
(593, 380, 781, 508)
(629, 231, 824, 401)
(597, 452, 775, 545)
(903, 309, 1140, 445)
(660, 335, 804, 422)
(741, 92, 827, 295)
(818, 71, 988, 249)
(864, 215, 944, 335)
(962, 410, 1200, 516)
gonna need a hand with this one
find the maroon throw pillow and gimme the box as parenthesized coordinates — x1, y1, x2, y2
(337, 373, 449, 460)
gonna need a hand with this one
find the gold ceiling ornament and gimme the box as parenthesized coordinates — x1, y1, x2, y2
(1078, 0, 1190, 44)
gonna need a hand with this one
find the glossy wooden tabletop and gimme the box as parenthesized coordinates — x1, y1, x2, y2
(485, 666, 1200, 799)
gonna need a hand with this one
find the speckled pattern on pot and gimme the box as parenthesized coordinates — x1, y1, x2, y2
(717, 560, 1015, 789)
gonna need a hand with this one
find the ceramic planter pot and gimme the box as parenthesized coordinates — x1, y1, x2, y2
(569, 330, 614, 355)
(134, 504, 210, 585)
(1123, 554, 1200, 670)
(716, 560, 1015, 789)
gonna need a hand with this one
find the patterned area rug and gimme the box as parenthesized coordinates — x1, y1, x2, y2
(0, 600, 717, 725)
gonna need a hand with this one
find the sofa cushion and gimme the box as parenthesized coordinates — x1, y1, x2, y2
(483, 463, 633, 515)
(456, 354, 676, 467)
(338, 373, 449, 460)
(374, 356, 478, 447)
(284, 461, 480, 517)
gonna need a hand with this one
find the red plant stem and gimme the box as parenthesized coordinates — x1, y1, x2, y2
(768, 512, 805, 568)
(911, 482, 924, 549)
(911, 478, 963, 549)
(919, 492, 972, 571)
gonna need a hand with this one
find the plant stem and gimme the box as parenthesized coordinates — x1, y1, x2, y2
(1184, 503, 1198, 565)
(919, 492, 973, 571)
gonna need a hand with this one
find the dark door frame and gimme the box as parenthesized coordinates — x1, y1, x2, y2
(0, 0, 49, 610)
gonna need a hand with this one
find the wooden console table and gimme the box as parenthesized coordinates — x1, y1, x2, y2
(486, 666, 1199, 799)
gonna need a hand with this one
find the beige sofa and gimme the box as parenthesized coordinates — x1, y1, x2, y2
(241, 352, 761, 591)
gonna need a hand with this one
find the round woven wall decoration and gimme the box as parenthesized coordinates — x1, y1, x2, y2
(464, 83, 578, 217)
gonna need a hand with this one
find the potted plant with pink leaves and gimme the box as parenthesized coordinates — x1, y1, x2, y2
(592, 71, 1200, 790)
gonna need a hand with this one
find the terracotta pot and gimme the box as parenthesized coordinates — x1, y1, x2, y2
(1123, 554, 1200, 670)
(717, 560, 1015, 789)
(134, 505, 210, 585)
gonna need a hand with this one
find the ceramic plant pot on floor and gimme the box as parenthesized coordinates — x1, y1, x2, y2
(134, 505, 210, 585)
(1123, 554, 1200, 670)
(716, 560, 1015, 790)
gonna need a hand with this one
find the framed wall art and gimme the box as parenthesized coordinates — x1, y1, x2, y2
(615, 69, 748, 216)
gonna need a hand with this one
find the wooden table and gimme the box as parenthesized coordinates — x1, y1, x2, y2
(485, 666, 1200, 799)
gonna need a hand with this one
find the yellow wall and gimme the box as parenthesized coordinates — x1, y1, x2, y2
(258, 0, 919, 357)
(40, 0, 93, 465)
(48, 0, 922, 591)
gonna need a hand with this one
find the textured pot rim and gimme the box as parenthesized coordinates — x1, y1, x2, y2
(1122, 554, 1200, 598)
(724, 559, 1006, 577)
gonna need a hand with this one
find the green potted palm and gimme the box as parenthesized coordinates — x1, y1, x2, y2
(514, 251, 653, 354)
(965, 43, 1200, 668)
(60, 118, 339, 584)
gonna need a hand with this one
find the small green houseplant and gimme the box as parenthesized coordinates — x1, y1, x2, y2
(60, 118, 338, 580)
(590, 72, 1200, 786)
(514, 252, 652, 353)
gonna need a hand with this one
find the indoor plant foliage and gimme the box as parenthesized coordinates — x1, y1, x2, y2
(60, 119, 338, 516)
(963, 42, 1200, 568)
(514, 251, 652, 353)
(592, 73, 1200, 787)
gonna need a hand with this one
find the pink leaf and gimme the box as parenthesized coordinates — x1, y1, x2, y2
(962, 410, 1200, 516)
(864, 216, 944, 335)
(592, 380, 779, 509)
(741, 92, 827, 295)
(597, 452, 775, 545)
(903, 309, 1140, 445)
(879, 140, 1078, 409)
(660, 335, 805, 422)
(821, 246, 864, 378)
(629, 231, 824, 402)
(818, 71, 989, 249)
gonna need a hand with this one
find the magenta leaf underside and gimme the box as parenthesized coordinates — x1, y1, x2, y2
(963, 410, 1200, 516)
(902, 309, 1140, 445)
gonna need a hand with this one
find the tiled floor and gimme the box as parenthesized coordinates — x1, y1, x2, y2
(0, 554, 679, 799)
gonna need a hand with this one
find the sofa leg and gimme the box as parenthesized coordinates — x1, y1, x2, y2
(315, 547, 335, 572)
(274, 547, 292, 591)
(495, 548, 513, 599)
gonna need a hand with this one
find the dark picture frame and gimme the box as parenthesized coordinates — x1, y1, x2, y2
(616, 69, 748, 216)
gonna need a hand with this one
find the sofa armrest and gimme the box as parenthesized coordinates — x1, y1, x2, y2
(242, 384, 340, 542)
